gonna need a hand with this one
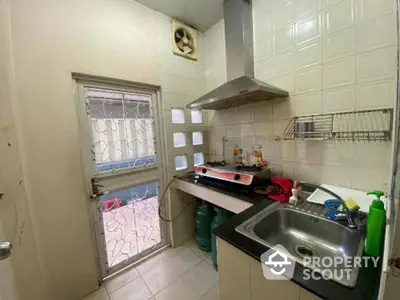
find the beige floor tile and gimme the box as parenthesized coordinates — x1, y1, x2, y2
(184, 238, 211, 260)
(165, 247, 202, 275)
(161, 245, 185, 260)
(136, 251, 168, 276)
(142, 260, 180, 295)
(182, 261, 218, 298)
(109, 277, 152, 300)
(200, 284, 219, 300)
(83, 286, 109, 300)
(154, 278, 199, 300)
(204, 254, 213, 268)
(105, 266, 140, 293)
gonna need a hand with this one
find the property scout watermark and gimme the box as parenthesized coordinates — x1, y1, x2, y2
(260, 244, 380, 281)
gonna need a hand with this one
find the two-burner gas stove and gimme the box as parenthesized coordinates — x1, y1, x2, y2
(195, 161, 271, 186)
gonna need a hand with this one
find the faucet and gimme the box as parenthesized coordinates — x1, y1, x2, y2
(299, 182, 357, 229)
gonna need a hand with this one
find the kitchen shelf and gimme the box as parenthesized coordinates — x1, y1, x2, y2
(283, 108, 393, 142)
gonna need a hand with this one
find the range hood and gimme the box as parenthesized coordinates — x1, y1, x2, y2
(187, 0, 288, 110)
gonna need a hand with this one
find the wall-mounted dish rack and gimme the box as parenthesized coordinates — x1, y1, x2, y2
(283, 108, 393, 141)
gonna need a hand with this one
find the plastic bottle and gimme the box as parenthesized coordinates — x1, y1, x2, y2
(288, 188, 298, 205)
(365, 190, 386, 256)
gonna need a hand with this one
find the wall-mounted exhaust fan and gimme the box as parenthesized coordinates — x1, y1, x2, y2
(171, 20, 198, 61)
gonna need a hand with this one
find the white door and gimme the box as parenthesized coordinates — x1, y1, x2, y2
(75, 76, 167, 278)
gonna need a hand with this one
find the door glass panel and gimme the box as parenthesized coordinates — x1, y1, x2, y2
(86, 88, 156, 172)
(100, 181, 161, 268)
(81, 83, 165, 278)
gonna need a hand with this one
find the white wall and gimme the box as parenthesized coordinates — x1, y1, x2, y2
(157, 13, 208, 175)
(157, 13, 208, 246)
(0, 224, 18, 300)
(4, 0, 397, 298)
(206, 0, 396, 192)
(9, 0, 159, 296)
(3, 0, 205, 299)
(0, 0, 47, 299)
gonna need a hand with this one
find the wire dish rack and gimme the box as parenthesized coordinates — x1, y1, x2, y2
(283, 108, 393, 141)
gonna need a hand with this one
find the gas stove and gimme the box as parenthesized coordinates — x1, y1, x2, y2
(195, 161, 271, 186)
(206, 161, 228, 167)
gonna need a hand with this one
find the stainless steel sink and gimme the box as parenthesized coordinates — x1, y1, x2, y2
(235, 202, 365, 287)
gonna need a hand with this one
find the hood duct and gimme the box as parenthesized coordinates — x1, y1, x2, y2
(187, 0, 288, 110)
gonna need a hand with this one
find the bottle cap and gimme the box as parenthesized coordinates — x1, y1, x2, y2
(367, 190, 384, 200)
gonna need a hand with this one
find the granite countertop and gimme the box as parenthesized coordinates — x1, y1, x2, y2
(177, 173, 382, 300)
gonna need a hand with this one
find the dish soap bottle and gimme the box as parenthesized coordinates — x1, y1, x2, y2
(365, 190, 386, 256)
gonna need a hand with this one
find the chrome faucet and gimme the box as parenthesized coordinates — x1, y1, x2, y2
(299, 182, 357, 229)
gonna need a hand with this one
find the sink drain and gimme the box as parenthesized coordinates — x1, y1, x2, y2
(294, 245, 317, 258)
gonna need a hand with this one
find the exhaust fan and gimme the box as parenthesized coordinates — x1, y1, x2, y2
(172, 20, 198, 61)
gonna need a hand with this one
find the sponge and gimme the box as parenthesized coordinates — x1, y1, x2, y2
(338, 198, 360, 212)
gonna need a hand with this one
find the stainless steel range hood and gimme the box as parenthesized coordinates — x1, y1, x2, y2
(187, 0, 288, 110)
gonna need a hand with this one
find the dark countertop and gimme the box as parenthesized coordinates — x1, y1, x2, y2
(177, 173, 382, 300)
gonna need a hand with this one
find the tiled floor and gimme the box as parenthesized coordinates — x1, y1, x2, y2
(83, 239, 219, 300)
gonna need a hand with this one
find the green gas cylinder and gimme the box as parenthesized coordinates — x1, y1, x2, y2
(195, 201, 213, 252)
(211, 206, 232, 270)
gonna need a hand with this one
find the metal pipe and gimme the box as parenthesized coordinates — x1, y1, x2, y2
(300, 182, 357, 229)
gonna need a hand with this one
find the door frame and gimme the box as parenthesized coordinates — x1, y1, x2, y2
(72, 73, 169, 278)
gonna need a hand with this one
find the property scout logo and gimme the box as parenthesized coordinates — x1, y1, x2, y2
(260, 244, 380, 281)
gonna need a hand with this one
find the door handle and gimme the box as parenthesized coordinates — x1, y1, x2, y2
(0, 241, 12, 260)
(90, 178, 109, 199)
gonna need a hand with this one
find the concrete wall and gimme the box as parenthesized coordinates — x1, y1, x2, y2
(206, 0, 396, 192)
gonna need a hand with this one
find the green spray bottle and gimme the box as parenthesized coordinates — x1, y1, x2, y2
(365, 190, 386, 256)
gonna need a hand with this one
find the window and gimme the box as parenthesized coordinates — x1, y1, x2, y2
(192, 131, 203, 145)
(172, 108, 185, 124)
(86, 87, 156, 172)
(191, 109, 202, 124)
(194, 152, 204, 166)
(173, 132, 186, 148)
(175, 155, 188, 170)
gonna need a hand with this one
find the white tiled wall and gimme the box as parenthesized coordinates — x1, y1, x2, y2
(157, 14, 209, 178)
(204, 20, 227, 92)
(206, 0, 396, 191)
